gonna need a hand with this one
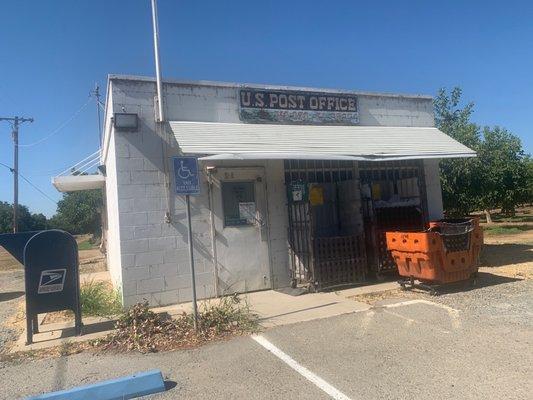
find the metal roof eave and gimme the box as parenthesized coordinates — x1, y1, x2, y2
(170, 121, 477, 162)
(197, 152, 476, 162)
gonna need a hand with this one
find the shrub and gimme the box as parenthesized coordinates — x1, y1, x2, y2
(80, 281, 122, 317)
(96, 295, 258, 353)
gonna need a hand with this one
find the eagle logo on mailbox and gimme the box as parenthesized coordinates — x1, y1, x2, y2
(38, 269, 67, 294)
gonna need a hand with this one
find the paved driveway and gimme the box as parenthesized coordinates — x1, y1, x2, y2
(1, 276, 531, 400)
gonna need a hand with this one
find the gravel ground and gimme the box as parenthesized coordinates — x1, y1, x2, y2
(0, 270, 24, 354)
(432, 274, 533, 329)
(0, 272, 531, 400)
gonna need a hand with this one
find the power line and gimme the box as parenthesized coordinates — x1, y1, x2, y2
(0, 161, 14, 172)
(0, 161, 57, 205)
(18, 98, 92, 147)
(18, 173, 57, 204)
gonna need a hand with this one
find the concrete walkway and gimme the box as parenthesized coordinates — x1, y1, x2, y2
(10, 281, 399, 352)
(156, 281, 399, 327)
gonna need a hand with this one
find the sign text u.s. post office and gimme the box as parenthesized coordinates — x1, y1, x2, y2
(239, 88, 359, 125)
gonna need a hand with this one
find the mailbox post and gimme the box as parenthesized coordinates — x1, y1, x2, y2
(0, 229, 82, 344)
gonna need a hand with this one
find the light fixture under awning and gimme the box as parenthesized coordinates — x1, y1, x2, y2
(169, 121, 476, 161)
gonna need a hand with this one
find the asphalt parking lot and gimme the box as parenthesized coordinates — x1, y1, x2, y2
(2, 275, 531, 400)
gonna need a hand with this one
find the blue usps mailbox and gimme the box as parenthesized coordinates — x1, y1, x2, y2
(173, 156, 200, 195)
(0, 230, 82, 344)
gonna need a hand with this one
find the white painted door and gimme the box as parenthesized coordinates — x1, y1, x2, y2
(211, 167, 271, 294)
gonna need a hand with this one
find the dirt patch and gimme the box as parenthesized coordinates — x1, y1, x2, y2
(41, 310, 74, 325)
(0, 248, 22, 271)
(79, 248, 107, 274)
(483, 229, 533, 245)
(1, 299, 26, 355)
(350, 288, 424, 305)
(0, 247, 106, 274)
(479, 265, 532, 280)
(0, 234, 106, 274)
(481, 233, 532, 279)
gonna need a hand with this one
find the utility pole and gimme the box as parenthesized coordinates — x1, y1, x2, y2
(0, 116, 34, 232)
(90, 83, 102, 145)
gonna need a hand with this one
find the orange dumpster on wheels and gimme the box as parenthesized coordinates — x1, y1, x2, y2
(385, 218, 483, 293)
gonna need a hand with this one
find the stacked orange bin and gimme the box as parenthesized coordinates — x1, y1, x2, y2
(385, 218, 483, 284)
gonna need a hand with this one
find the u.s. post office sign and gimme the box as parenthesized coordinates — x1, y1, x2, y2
(239, 88, 359, 125)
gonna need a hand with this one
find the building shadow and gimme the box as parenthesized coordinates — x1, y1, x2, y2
(431, 271, 522, 295)
(0, 291, 24, 302)
(481, 243, 533, 267)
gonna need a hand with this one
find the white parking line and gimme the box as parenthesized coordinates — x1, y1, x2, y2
(383, 309, 452, 334)
(379, 299, 460, 313)
(252, 335, 353, 400)
(378, 299, 461, 330)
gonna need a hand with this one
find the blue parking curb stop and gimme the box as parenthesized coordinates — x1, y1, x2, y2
(26, 369, 166, 400)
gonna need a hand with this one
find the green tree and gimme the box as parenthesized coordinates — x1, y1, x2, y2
(49, 190, 103, 236)
(434, 88, 483, 216)
(525, 156, 533, 205)
(0, 201, 48, 233)
(477, 127, 529, 216)
(435, 88, 531, 220)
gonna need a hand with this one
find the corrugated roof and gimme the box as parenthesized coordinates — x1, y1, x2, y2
(169, 121, 476, 161)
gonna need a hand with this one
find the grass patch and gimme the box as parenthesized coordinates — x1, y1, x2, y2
(493, 215, 533, 223)
(80, 281, 122, 317)
(94, 294, 258, 353)
(483, 225, 533, 235)
(77, 240, 95, 251)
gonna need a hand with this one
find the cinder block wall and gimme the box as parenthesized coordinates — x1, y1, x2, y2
(102, 87, 123, 290)
(107, 80, 293, 306)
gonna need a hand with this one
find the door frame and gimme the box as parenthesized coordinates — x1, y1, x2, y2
(208, 166, 274, 294)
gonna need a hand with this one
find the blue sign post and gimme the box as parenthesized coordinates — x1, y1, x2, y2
(173, 156, 200, 328)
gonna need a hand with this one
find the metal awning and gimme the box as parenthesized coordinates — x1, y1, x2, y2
(52, 175, 105, 192)
(169, 121, 476, 161)
(51, 150, 105, 192)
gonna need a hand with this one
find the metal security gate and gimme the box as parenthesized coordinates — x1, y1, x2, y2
(359, 160, 428, 275)
(284, 160, 367, 290)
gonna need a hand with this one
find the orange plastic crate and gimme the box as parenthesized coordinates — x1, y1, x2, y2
(385, 219, 483, 284)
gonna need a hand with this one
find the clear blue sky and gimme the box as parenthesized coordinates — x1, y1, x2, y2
(1, 0, 532, 217)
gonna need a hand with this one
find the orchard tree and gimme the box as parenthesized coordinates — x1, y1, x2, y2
(0, 201, 48, 233)
(435, 87, 531, 220)
(49, 190, 103, 236)
(478, 127, 529, 216)
(526, 156, 533, 205)
(434, 88, 483, 217)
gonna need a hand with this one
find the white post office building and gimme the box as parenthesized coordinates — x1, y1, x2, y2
(56, 75, 475, 307)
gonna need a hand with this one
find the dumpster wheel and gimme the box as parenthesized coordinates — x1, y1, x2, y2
(469, 272, 478, 287)
(398, 277, 440, 296)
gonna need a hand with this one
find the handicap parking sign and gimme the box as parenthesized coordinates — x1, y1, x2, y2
(173, 156, 200, 195)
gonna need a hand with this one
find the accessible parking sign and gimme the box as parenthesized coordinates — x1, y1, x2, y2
(173, 156, 200, 195)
